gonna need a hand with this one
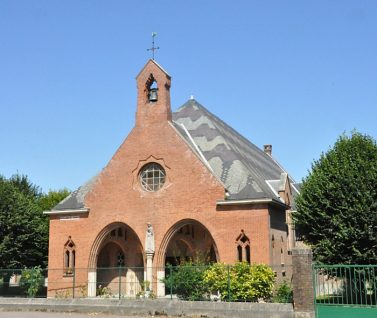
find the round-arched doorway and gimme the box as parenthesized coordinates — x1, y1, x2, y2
(88, 222, 144, 297)
(156, 219, 218, 296)
(165, 222, 217, 265)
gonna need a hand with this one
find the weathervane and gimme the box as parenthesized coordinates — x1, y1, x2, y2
(147, 32, 159, 60)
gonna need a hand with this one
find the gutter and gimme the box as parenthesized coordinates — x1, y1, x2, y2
(43, 208, 89, 216)
(216, 198, 290, 209)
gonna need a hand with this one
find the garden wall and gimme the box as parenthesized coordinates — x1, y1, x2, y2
(0, 297, 293, 318)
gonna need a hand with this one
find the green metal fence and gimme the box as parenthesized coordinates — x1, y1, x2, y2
(0, 264, 292, 303)
(313, 265, 377, 318)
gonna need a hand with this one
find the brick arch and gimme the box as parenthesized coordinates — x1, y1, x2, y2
(88, 222, 144, 269)
(156, 218, 219, 268)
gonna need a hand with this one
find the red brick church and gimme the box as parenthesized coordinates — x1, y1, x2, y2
(45, 59, 299, 297)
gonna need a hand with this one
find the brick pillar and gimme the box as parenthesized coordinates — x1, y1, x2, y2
(292, 248, 314, 313)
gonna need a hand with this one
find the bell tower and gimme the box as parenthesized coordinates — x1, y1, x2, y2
(135, 59, 172, 127)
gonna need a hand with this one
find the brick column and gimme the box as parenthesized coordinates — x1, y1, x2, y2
(292, 248, 314, 313)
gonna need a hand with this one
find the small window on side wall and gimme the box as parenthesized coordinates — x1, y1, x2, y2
(236, 230, 251, 264)
(63, 236, 76, 276)
(237, 245, 242, 262)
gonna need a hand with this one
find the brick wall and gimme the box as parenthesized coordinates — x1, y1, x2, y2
(47, 60, 289, 296)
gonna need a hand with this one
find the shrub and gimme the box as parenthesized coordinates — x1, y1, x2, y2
(163, 260, 209, 301)
(136, 280, 156, 299)
(97, 284, 112, 298)
(273, 281, 293, 303)
(19, 266, 43, 297)
(203, 262, 275, 302)
(202, 262, 229, 299)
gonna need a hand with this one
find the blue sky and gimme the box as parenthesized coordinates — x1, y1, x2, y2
(1, 1, 376, 192)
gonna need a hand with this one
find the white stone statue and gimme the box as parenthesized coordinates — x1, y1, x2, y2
(145, 222, 155, 254)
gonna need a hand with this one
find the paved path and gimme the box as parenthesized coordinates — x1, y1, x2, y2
(0, 312, 145, 318)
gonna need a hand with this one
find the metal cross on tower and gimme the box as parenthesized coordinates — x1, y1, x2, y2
(147, 32, 159, 60)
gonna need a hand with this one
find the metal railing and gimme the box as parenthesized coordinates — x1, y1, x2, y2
(313, 264, 377, 306)
(0, 264, 292, 303)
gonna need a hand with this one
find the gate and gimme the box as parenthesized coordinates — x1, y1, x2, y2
(313, 264, 377, 318)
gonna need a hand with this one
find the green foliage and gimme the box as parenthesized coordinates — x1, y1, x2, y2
(0, 174, 69, 269)
(0, 176, 46, 268)
(136, 280, 156, 299)
(202, 262, 229, 299)
(164, 260, 209, 301)
(8, 174, 41, 199)
(273, 281, 293, 303)
(19, 266, 43, 297)
(204, 262, 275, 302)
(36, 189, 70, 212)
(294, 132, 377, 264)
(96, 284, 112, 298)
(165, 262, 275, 302)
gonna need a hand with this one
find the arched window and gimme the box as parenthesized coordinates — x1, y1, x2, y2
(108, 226, 127, 241)
(245, 245, 251, 264)
(237, 245, 242, 262)
(146, 74, 158, 103)
(63, 237, 76, 275)
(280, 236, 285, 265)
(117, 251, 125, 267)
(64, 250, 70, 268)
(236, 230, 251, 264)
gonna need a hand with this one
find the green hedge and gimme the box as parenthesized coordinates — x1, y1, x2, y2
(164, 261, 276, 302)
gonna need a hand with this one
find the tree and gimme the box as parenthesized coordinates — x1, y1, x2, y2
(8, 174, 41, 199)
(294, 132, 377, 264)
(0, 176, 44, 269)
(36, 189, 70, 212)
(0, 174, 69, 269)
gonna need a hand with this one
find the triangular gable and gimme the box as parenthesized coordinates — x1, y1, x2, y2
(136, 59, 171, 79)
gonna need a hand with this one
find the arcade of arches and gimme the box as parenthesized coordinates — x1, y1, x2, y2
(87, 220, 217, 297)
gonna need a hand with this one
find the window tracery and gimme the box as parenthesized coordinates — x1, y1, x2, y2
(63, 237, 76, 275)
(139, 163, 166, 192)
(236, 230, 251, 263)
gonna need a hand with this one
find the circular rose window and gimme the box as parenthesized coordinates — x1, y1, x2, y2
(139, 163, 166, 192)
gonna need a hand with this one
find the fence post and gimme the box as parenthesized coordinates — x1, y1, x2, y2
(118, 266, 122, 299)
(72, 268, 75, 298)
(292, 248, 314, 314)
(169, 266, 173, 300)
(227, 264, 231, 302)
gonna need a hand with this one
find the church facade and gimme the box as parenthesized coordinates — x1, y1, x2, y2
(45, 60, 299, 297)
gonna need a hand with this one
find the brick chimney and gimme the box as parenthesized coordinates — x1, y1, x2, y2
(264, 144, 272, 156)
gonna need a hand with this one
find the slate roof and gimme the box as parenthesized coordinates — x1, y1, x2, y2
(290, 183, 302, 210)
(50, 99, 295, 211)
(52, 174, 99, 211)
(173, 99, 292, 201)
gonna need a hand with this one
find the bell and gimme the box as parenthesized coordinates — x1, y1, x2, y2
(148, 88, 158, 102)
